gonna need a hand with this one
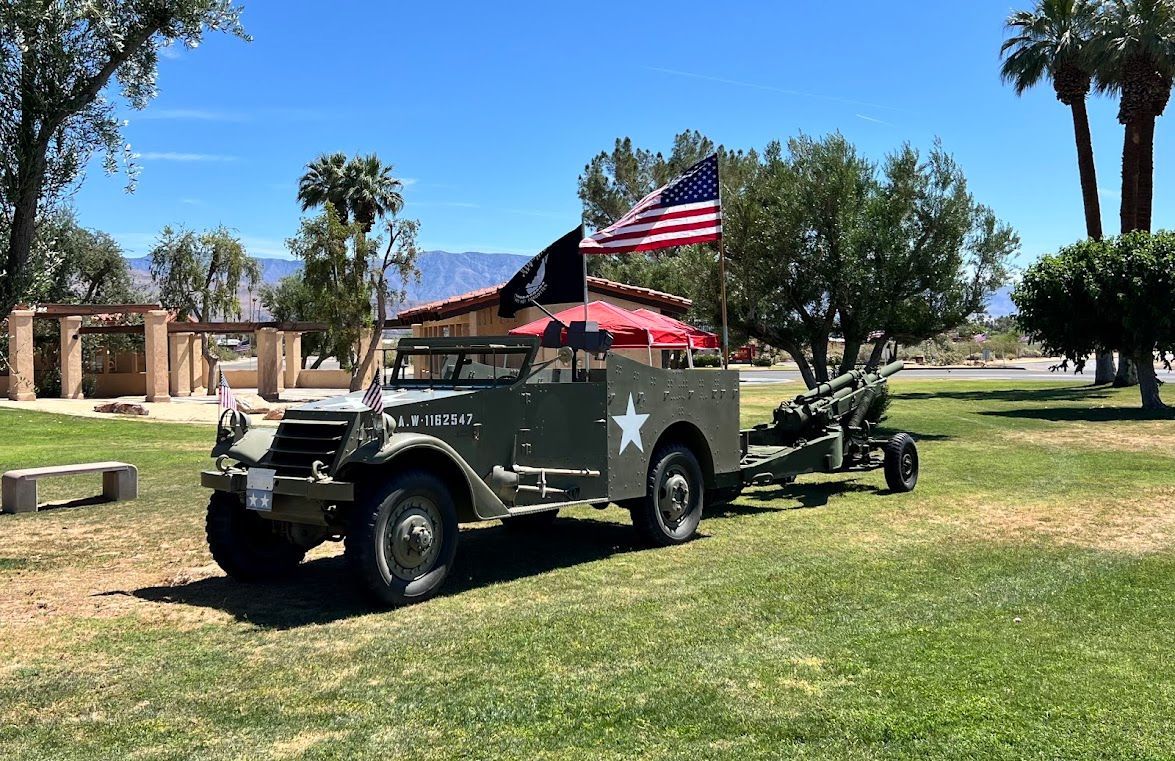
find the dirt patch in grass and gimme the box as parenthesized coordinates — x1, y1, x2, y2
(1003, 421, 1175, 453)
(888, 489, 1175, 554)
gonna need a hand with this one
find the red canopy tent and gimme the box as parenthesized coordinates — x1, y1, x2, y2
(631, 308, 719, 350)
(508, 301, 717, 365)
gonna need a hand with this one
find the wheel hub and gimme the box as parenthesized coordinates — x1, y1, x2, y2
(660, 472, 690, 523)
(386, 502, 442, 577)
(901, 453, 915, 480)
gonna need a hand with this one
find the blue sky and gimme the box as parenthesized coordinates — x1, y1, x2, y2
(72, 0, 1159, 266)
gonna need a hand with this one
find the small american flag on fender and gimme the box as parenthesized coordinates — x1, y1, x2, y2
(580, 154, 721, 255)
(217, 373, 237, 412)
(362, 372, 384, 414)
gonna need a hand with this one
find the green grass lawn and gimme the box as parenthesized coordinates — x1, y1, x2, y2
(1, 379, 1174, 760)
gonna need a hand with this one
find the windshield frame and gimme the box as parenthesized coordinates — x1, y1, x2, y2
(388, 336, 538, 388)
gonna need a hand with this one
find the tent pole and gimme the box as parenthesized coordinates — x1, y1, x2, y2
(687, 336, 694, 368)
(647, 329, 653, 366)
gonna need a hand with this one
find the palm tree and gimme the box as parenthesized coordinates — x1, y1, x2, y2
(1096, 0, 1175, 234)
(1002, 0, 1105, 241)
(1002, 1, 1117, 383)
(297, 152, 350, 223)
(343, 154, 405, 232)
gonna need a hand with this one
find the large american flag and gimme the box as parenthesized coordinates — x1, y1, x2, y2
(217, 373, 237, 412)
(362, 372, 384, 414)
(580, 154, 721, 255)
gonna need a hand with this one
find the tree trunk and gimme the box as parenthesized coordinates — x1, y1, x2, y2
(865, 337, 889, 369)
(1135, 115, 1157, 233)
(1114, 354, 1137, 387)
(1094, 349, 1115, 385)
(3, 163, 45, 312)
(838, 338, 862, 376)
(202, 335, 220, 394)
(1070, 100, 1103, 240)
(787, 346, 817, 389)
(353, 286, 387, 392)
(1135, 351, 1165, 410)
(1120, 120, 1142, 233)
(809, 339, 830, 384)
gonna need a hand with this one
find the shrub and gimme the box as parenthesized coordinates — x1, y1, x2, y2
(693, 353, 722, 367)
(751, 354, 774, 367)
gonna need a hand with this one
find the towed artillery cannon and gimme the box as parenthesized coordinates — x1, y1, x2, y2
(201, 326, 919, 607)
(740, 360, 918, 493)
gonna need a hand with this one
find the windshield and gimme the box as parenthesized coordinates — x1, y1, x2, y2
(391, 347, 532, 386)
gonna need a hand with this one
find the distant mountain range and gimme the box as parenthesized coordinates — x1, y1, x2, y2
(984, 285, 1015, 318)
(124, 250, 531, 317)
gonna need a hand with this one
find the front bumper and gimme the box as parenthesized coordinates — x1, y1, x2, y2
(201, 469, 355, 502)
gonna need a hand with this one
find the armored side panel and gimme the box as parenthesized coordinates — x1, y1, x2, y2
(605, 355, 741, 502)
(512, 381, 609, 505)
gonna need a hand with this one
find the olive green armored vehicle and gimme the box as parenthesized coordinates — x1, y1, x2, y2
(202, 325, 918, 607)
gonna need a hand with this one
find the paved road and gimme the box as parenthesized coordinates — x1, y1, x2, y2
(738, 365, 1175, 384)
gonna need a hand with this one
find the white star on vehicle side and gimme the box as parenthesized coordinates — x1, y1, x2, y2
(612, 394, 650, 454)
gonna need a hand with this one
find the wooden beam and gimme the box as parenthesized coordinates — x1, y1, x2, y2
(34, 304, 160, 316)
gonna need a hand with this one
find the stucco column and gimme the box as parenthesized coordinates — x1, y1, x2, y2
(256, 327, 281, 402)
(169, 332, 192, 397)
(144, 310, 170, 403)
(7, 309, 35, 401)
(59, 316, 83, 399)
(283, 331, 302, 389)
(188, 334, 207, 395)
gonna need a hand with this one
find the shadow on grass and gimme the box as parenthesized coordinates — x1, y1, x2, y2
(896, 385, 1114, 404)
(980, 406, 1175, 423)
(130, 516, 657, 628)
(743, 479, 884, 509)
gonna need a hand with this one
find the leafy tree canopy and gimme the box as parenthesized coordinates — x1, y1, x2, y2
(1014, 230, 1175, 408)
(580, 131, 1017, 387)
(0, 0, 248, 311)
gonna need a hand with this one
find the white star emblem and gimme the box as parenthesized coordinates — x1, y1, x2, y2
(612, 394, 650, 454)
(248, 493, 258, 507)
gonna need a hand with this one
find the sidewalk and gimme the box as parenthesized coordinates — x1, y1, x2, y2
(0, 387, 350, 426)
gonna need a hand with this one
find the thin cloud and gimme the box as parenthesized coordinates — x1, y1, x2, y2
(855, 113, 895, 126)
(158, 46, 182, 60)
(180, 198, 204, 206)
(410, 201, 480, 209)
(239, 235, 288, 257)
(646, 66, 902, 113)
(133, 109, 247, 122)
(135, 152, 238, 162)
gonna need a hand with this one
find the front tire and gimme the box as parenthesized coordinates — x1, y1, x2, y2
(206, 490, 307, 581)
(883, 433, 919, 493)
(345, 469, 458, 607)
(632, 444, 705, 546)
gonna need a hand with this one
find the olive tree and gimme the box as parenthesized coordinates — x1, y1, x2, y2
(0, 0, 248, 311)
(149, 226, 260, 384)
(1014, 231, 1175, 409)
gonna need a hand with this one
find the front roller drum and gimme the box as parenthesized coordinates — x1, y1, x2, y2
(345, 469, 459, 607)
(883, 433, 919, 493)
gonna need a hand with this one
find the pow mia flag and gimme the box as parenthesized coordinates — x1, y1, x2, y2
(498, 225, 585, 318)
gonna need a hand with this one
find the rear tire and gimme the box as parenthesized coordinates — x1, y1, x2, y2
(632, 444, 705, 546)
(206, 491, 307, 581)
(883, 433, 919, 493)
(501, 509, 559, 532)
(345, 470, 458, 607)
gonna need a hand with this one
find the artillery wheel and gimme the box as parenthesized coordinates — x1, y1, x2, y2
(632, 444, 705, 546)
(206, 491, 307, 581)
(346, 469, 458, 607)
(883, 433, 919, 493)
(501, 509, 559, 532)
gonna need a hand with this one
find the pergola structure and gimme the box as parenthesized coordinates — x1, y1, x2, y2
(4, 304, 341, 403)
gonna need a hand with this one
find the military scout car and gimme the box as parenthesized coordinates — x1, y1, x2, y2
(202, 326, 917, 607)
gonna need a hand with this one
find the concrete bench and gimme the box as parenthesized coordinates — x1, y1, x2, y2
(2, 462, 138, 514)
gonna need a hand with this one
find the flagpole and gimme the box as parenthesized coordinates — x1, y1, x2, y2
(717, 156, 730, 370)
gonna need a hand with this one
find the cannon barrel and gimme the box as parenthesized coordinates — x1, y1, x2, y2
(795, 360, 904, 403)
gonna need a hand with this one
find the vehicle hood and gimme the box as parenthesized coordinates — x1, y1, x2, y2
(293, 387, 477, 413)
